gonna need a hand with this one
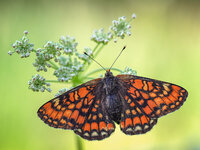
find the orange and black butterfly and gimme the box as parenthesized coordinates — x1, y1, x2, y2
(37, 48, 188, 141)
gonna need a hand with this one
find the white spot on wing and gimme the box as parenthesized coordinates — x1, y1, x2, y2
(126, 128, 134, 132)
(84, 132, 90, 137)
(101, 131, 108, 136)
(91, 131, 98, 137)
(144, 124, 149, 130)
(134, 126, 142, 131)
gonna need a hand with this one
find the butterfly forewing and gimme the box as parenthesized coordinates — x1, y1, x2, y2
(117, 75, 188, 118)
(37, 79, 99, 128)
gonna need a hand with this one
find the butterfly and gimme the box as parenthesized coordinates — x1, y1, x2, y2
(37, 69, 188, 140)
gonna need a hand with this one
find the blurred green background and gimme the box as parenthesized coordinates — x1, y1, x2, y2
(1, 0, 200, 150)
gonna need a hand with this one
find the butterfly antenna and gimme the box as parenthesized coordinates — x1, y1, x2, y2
(84, 52, 106, 71)
(109, 45, 126, 70)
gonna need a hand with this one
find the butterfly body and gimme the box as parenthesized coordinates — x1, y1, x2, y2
(38, 70, 188, 140)
(101, 71, 123, 124)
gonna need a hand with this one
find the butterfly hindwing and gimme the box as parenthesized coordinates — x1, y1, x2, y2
(119, 89, 157, 134)
(74, 99, 115, 140)
(117, 75, 188, 119)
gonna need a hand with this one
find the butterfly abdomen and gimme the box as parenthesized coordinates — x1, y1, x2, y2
(104, 94, 122, 124)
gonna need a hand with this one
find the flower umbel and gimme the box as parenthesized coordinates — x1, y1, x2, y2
(121, 67, 137, 75)
(28, 74, 51, 92)
(76, 47, 93, 63)
(43, 41, 63, 58)
(59, 36, 78, 55)
(8, 31, 34, 58)
(91, 28, 113, 44)
(55, 88, 68, 97)
(54, 56, 84, 82)
(110, 16, 132, 40)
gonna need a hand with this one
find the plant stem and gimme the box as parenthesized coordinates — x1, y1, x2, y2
(85, 67, 122, 77)
(32, 49, 37, 53)
(46, 80, 71, 84)
(48, 60, 59, 69)
(93, 43, 100, 54)
(93, 44, 105, 58)
(83, 44, 105, 73)
(81, 43, 103, 74)
(128, 17, 135, 23)
(76, 135, 83, 150)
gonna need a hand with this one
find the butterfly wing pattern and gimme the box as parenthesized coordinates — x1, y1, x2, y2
(117, 75, 188, 135)
(38, 78, 115, 140)
(38, 71, 188, 141)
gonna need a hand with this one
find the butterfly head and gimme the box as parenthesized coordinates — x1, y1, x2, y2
(105, 69, 113, 77)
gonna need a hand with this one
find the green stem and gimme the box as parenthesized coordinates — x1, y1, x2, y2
(128, 17, 135, 23)
(93, 44, 105, 58)
(46, 80, 71, 84)
(83, 43, 105, 73)
(85, 67, 122, 77)
(32, 49, 37, 53)
(48, 60, 59, 70)
(93, 43, 100, 54)
(81, 43, 103, 74)
(83, 43, 101, 67)
(81, 77, 95, 82)
(75, 135, 83, 150)
(85, 77, 95, 80)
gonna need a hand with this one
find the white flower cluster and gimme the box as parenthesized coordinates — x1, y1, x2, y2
(33, 41, 63, 72)
(91, 14, 135, 44)
(91, 28, 113, 44)
(76, 47, 93, 63)
(55, 88, 68, 97)
(33, 35, 79, 72)
(9, 13, 136, 93)
(8, 31, 34, 58)
(54, 56, 83, 82)
(121, 67, 137, 75)
(110, 16, 132, 40)
(59, 36, 78, 55)
(28, 74, 51, 92)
